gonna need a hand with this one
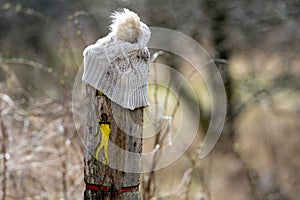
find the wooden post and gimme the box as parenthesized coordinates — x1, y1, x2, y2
(84, 85, 143, 200)
(82, 9, 150, 199)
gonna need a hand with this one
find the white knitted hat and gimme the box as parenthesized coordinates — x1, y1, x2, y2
(82, 9, 151, 110)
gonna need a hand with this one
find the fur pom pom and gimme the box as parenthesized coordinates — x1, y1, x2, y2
(110, 8, 141, 43)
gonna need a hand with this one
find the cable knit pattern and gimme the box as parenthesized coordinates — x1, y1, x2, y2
(82, 9, 151, 110)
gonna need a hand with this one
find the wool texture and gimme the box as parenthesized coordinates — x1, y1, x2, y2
(82, 9, 151, 110)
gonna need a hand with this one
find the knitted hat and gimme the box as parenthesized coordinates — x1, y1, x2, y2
(82, 9, 151, 110)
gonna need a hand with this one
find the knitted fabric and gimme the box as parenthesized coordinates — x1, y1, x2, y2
(82, 9, 151, 110)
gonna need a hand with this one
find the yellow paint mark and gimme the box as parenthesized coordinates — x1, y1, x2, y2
(96, 90, 104, 96)
(95, 123, 111, 164)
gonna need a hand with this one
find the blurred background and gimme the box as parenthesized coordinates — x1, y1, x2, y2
(0, 0, 300, 199)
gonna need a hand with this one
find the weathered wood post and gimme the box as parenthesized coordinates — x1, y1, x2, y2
(82, 9, 151, 200)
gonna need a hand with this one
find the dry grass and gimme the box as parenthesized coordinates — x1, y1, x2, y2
(0, 74, 84, 199)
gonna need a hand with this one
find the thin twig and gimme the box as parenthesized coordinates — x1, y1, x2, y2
(0, 105, 8, 200)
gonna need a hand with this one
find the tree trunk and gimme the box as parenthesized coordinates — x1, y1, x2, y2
(84, 84, 143, 200)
